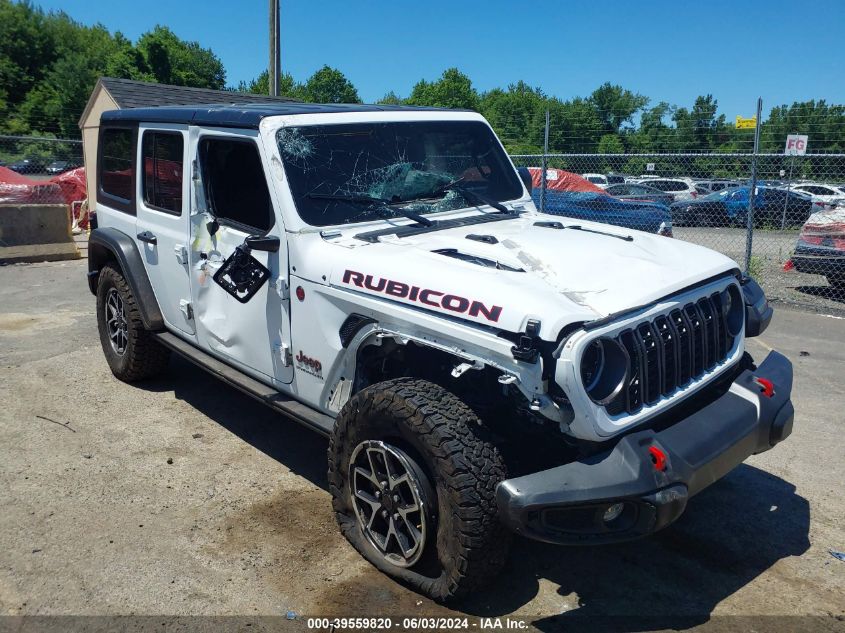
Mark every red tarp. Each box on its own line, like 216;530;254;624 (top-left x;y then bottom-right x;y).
527;167;607;194
0;165;89;229
0;165;88;206
0;166;66;204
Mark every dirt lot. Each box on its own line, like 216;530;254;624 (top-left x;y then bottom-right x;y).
674;226;845;315
1;255;843;630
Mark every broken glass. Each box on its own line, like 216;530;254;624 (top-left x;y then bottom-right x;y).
275;120;522;227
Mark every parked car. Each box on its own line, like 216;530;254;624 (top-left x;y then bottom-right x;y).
580;173;625;188
634;177;698;202
791;183;845;205
528;168;672;235
537;190;673;235
695;179;738;194
45;159;77;174
788;208;845;289
604;182;675;207
87;103;792;601
8;158;44;174
671;186;814;227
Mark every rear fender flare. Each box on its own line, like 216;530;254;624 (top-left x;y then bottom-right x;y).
87;227;165;331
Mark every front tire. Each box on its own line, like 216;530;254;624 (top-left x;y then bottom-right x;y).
96;263;170;382
328;378;510;602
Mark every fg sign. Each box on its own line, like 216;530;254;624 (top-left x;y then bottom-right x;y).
785;134;808;155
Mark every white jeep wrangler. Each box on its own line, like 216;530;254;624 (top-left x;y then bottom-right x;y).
87;103;794;601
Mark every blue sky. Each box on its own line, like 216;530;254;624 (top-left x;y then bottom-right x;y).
36;0;845;119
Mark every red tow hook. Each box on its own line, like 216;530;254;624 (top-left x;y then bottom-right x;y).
648;446;668;472
755;377;775;398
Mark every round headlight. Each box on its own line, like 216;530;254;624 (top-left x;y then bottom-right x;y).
580;337;628;405
720;285;744;337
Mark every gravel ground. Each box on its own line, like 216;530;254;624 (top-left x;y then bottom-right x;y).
0;256;843;631
674;226;845;315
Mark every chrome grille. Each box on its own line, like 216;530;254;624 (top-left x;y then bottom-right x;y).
606;291;736;415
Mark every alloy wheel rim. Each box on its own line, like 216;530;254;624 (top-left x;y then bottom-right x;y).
349;440;430;568
105;288;128;355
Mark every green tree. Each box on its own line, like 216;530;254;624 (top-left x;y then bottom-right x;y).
300;65;359;103
589;82;648;135
479;81;546;152
238;70;302;99
407;68;479;110
377;90;404;105
597;134;624;154
136;26;225;88
761;100;845;153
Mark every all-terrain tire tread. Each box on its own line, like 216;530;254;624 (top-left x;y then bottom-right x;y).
328;378;511;602
97;264;170;382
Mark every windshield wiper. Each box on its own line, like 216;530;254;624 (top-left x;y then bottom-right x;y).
306;192;434;227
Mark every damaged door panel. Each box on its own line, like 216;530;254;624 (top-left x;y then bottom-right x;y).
188;128;293;384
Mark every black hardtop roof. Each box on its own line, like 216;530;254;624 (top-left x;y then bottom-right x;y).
100;102;467;129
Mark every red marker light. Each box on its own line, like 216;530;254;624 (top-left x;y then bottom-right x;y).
755;377;775;398
295;286;305;302
649;446;667;472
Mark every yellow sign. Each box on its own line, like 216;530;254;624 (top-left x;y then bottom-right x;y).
736;116;757;129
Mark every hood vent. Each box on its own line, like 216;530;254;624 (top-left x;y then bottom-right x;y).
432;248;524;272
466;233;499;244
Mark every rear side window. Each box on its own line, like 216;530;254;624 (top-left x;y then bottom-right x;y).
142;131;184;214
100;128;135;201
200;138;274;232
652;180;687;192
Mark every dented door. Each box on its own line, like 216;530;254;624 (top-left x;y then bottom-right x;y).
187;126;293;384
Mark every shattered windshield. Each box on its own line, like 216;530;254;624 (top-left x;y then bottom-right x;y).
276;120;523;227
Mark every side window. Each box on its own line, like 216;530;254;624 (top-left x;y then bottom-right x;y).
200;138;274;232
142;131;184;214
100;127;135;204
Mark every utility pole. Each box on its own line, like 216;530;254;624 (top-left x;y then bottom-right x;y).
268;0;280;96
744;97;763;275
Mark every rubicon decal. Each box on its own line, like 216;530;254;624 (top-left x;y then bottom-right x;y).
342;270;502;323
295;351;323;380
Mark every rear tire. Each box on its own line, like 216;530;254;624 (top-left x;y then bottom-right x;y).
328;378;511;602
96;263;170;382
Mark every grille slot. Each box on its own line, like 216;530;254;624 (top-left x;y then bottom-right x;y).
602;291;736;415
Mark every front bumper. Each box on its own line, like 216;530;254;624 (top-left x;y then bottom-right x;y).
496;351;794;545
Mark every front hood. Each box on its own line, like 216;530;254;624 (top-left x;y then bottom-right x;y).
291;212;739;339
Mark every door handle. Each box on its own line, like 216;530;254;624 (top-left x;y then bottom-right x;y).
137;231;157;245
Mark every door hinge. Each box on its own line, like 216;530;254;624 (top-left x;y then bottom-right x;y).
275;277;290;300
174;245;188;265
275;342;293;367
179;299;194;320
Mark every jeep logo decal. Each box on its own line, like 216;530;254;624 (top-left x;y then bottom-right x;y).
295;351;323;379
341;270;502;323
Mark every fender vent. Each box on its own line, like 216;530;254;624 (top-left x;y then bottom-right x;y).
432;248;524;272
339;314;377;348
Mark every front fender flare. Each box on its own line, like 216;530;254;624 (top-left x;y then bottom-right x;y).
88;227;165;331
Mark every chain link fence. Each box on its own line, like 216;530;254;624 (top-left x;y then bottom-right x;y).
0;135;89;231
510;151;845;313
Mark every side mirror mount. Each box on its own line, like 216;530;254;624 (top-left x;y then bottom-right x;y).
245;234;280;253
516;166;533;193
